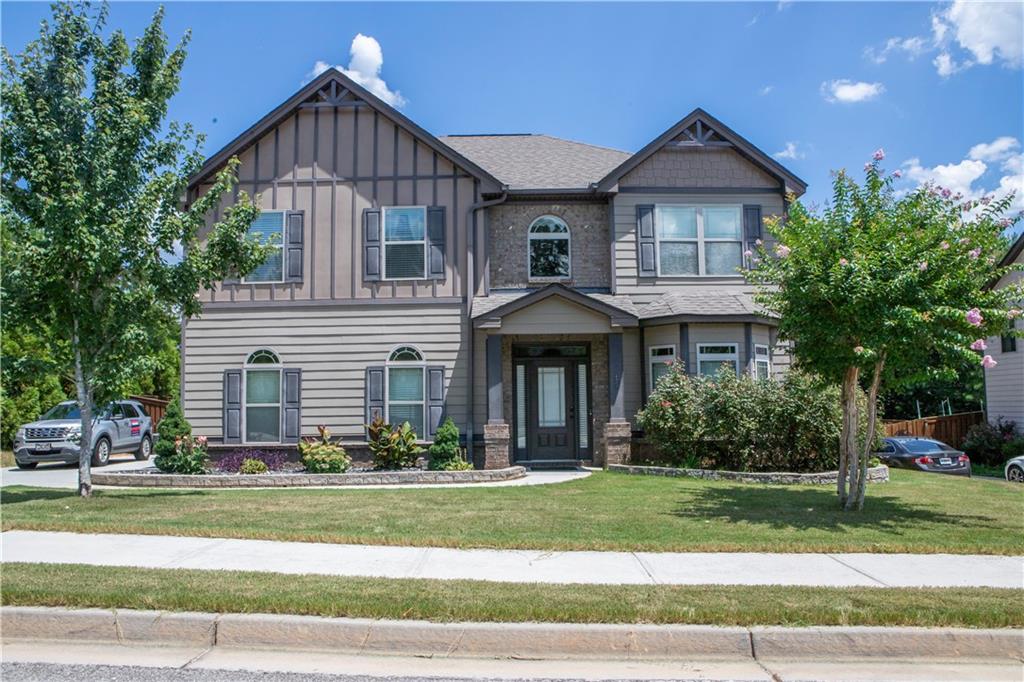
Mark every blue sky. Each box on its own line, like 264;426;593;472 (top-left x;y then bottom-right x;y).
3;1;1022;223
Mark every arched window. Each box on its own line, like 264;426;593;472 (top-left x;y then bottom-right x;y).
243;349;281;442
386;345;426;435
528;215;571;279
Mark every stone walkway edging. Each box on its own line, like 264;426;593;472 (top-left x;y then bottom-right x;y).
609;463;890;485
3;607;1021;662
91;466;527;488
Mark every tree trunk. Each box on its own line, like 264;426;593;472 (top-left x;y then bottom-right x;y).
851;354;886;511
73;326;93;498
838;366;859;507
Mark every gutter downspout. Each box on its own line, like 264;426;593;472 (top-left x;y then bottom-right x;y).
465;190;508;466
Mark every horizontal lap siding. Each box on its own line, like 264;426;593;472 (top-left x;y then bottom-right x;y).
184;303;468;441
613;192;784;303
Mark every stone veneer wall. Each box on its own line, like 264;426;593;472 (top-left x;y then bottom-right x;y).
500;333;614;465
620;147;778;189
487;202;610;289
608;464;890;485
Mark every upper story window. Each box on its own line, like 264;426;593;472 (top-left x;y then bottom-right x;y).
244;212;286;283
384;207;427;279
655;205;742;276
528;216;571;280
386;345;426;436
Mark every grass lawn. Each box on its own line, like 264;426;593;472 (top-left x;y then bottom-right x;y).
3;563;1020;628
3;469;1022;554
1;450;14;468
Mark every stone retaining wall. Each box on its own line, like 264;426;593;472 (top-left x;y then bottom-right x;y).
608;464;889;485
93;466;527;488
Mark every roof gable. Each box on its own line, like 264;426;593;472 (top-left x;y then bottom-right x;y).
596;108;807;196
188;68;502;191
472;284;638;327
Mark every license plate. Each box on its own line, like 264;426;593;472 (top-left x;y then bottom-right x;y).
939;457;952;466
34;442;53;451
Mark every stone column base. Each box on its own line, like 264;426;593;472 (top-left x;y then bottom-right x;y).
603;421;632;467
482;422;511;470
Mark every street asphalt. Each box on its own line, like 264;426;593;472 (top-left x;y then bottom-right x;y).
0;457;153;488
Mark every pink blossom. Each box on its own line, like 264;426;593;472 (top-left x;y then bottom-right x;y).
660;401;673;408
775;244;791;258
1000;217;1013;228
873;148;885;161
854;346;865;354
970;339;987;351
864;162;872;173
940;241;950;250
1009;309;1023;319
743;249;753;258
664;359;674;366
891;169;902;179
981;355;998;369
981;195;992;205
755;238;763;246
839;258;849;266
969;247;982;259
941;188;952;199
195;435;208;446
918;261;928;271
966;308;984;326
959;237;970;245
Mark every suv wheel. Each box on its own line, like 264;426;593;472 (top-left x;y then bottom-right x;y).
91;437;111;467
135;434;152;461
1007;465;1024;483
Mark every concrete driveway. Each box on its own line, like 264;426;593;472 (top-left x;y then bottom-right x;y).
1;456;154;489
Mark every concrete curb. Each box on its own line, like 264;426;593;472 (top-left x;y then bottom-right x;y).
91;466;527;488
3;607;1021;661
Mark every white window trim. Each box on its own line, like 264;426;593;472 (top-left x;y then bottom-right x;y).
527;215;572;281
384;344;427;436
242;211;286;284
242;348;283;444
654;204;743;277
382;206;428;281
754;343;771;379
696;343;740;377
648;344;677;390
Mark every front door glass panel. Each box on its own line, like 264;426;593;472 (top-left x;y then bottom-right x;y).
537;366;566;427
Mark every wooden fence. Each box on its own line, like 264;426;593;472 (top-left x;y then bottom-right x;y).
131;395;170;431
882;411;984;448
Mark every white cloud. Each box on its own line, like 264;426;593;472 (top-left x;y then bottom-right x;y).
773;142;804;160
968;136;1020;162
759;85;775;96
777;0;793;11
937;1;1023;68
820;79;885;104
303;34;407;108
864;36;927;64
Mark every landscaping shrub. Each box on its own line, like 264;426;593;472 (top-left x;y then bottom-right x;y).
239;458;269;475
154;434;208;474
368;416;424;470
962;418;1023;466
215;448;289;473
298;425;351;474
154;396;190;461
428;417;473;471
635;366;875;473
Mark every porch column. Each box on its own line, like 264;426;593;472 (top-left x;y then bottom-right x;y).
483;333;510;469
605;332;631;467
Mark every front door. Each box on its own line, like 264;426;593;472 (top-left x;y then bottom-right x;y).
512;344;592;464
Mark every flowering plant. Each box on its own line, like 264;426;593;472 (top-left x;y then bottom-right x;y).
153;434;208;475
747;152;1022;509
298;425;351;474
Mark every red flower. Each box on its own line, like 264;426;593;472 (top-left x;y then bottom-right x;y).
660;401;673;408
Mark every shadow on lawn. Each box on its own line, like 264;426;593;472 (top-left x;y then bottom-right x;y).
671;483;993;534
0;487;205;505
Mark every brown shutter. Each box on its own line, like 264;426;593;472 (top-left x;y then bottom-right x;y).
426;206;446;279
636;205;657;276
363;208;382;281
284;211;304;282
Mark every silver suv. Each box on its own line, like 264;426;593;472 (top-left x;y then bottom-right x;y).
12;400;154;469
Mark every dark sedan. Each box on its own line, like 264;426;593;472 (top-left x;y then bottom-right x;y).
876;437;971;477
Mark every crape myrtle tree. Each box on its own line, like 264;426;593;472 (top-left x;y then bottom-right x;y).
1;3;269;496
747;150;1022;510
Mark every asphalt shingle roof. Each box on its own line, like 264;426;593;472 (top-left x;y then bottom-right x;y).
471;291;640;319
639;290;776;320
440;134;631;191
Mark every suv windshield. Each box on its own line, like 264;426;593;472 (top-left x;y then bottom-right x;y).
902;439;954;453
41;403;81;420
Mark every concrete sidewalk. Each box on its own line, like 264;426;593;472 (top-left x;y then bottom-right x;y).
4;530;1022;587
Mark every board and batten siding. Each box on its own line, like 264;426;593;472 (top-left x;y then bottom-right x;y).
184;303;468;441
191;105;479;304
612;191;784;304
985;267;1024;425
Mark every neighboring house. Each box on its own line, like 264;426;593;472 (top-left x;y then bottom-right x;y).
984;232;1024;426
182;68;806;468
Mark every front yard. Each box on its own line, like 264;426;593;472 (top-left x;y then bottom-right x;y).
3;469;1022;554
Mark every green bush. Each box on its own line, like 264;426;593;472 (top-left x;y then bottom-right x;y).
154;434;208;474
368;416;424;470
239;458;269;474
962;419;1023;466
427;417;472;470
298;425;351;474
154;396;190;461
635;366;875;473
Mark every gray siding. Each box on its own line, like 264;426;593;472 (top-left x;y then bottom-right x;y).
184;303;468;441
986;267;1024;425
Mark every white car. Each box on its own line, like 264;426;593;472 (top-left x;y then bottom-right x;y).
1005;456;1024;483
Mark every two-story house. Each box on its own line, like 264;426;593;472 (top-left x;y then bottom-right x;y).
182;68;806;468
